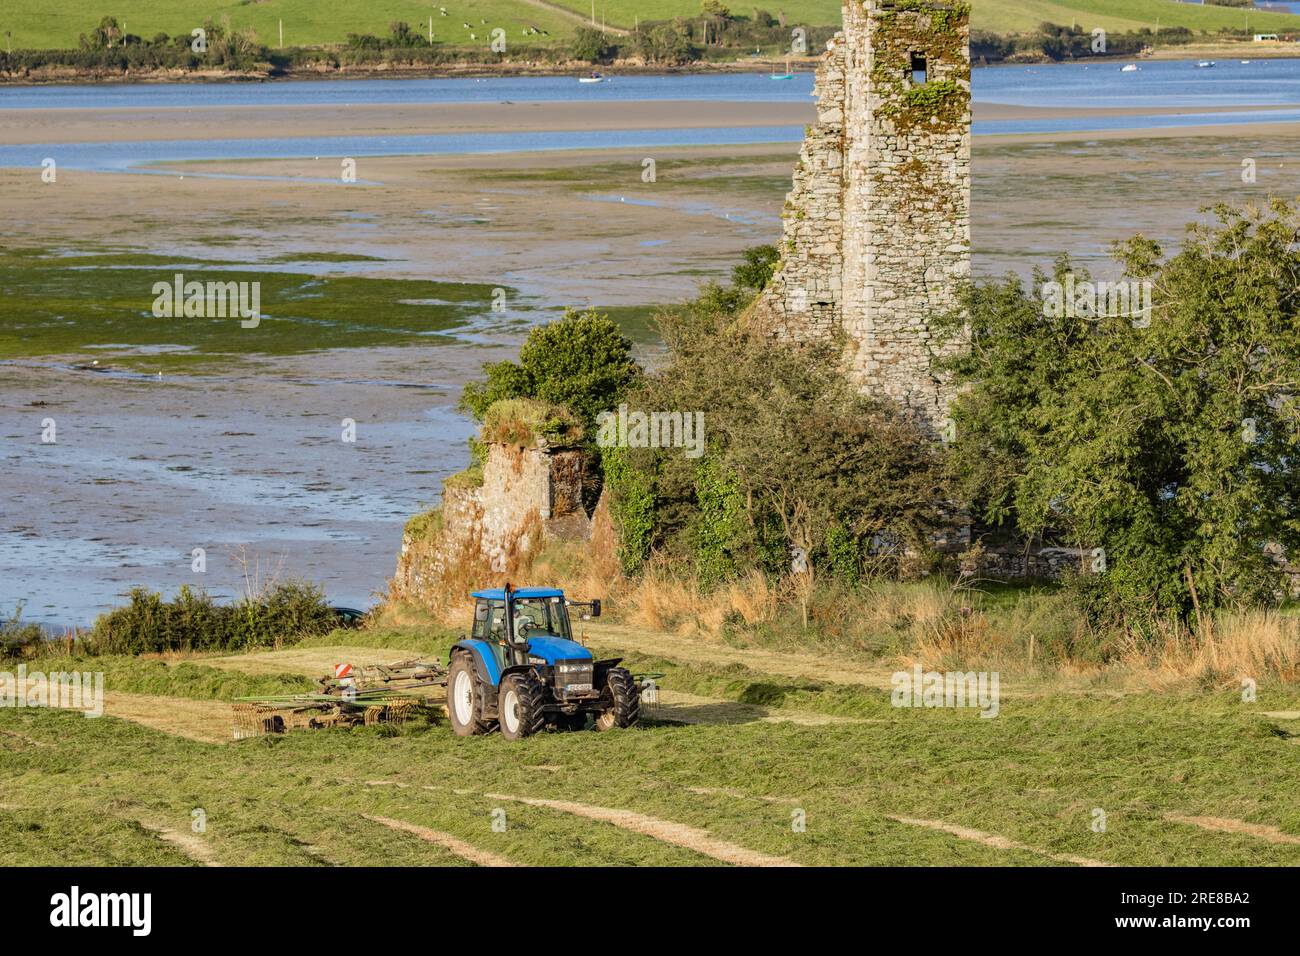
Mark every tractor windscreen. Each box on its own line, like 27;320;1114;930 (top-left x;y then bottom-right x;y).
511;596;572;640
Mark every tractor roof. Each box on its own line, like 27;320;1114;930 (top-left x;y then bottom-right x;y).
471;587;565;601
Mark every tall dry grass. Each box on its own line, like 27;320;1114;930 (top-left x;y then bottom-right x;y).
1118;609;1300;691
617;561;780;635
388;517;1300;689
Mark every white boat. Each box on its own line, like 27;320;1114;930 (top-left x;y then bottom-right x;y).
579;74;604;83
1196;61;1215;68
1120;64;1138;72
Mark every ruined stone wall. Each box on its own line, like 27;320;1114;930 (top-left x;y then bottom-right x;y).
758;32;847;342
755;0;971;434
393;441;589;600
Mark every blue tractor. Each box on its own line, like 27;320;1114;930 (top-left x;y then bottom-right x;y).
446;584;641;740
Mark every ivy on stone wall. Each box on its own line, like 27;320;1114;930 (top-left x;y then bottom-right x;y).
869;1;970;135
601;444;656;575
691;457;748;587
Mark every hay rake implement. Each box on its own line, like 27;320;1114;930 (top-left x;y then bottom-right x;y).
232;658;447;739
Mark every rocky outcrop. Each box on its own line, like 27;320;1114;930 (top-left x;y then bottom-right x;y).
393;440;591;603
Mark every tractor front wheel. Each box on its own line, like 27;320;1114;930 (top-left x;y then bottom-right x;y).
595;667;640;731
499;671;546;741
447;655;487;737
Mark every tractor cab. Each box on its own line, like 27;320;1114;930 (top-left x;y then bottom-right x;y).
470;587;582;673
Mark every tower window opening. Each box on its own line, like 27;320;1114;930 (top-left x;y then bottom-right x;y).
910;53;927;85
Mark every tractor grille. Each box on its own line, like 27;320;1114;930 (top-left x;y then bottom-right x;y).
554;660;595;696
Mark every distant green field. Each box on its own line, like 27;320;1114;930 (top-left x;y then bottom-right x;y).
0;0;580;50
972;0;1300;34
2;0;1299;50
548;0;846;30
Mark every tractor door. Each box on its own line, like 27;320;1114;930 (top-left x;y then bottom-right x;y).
474;599;510;675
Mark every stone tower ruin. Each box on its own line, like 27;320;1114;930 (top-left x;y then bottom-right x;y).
754;0;971;434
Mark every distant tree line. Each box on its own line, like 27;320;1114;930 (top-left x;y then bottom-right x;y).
0;11;839;76
972;22;1264;64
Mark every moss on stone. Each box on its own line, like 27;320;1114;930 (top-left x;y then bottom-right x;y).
404;507;443;542
481;397;584;448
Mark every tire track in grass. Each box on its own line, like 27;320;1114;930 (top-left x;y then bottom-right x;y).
1166;813;1300;845
363;814;516;867
486;792;800;867
683;785;801;805
138;820;222;867
0;729;48;748
887;816;1110;867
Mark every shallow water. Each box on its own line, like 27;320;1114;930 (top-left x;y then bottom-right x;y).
5;65;1299;627
0;72;819;109
1;350;484;626
0;125;805;174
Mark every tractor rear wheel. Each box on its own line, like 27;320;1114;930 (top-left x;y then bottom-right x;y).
447;654;487;737
595;667;640;731
499;671;546;741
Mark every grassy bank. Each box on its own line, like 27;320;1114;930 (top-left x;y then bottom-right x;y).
975;0;1300;35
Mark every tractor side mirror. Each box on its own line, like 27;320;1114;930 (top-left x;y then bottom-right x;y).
573;598;602;621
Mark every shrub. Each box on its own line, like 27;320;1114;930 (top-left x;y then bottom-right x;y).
0;604;45;660
88;583;335;655
605;259;949;587
571;26;615;63
460;308;640;437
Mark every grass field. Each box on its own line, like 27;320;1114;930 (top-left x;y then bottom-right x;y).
545;0;846;30
972;0;1300;35
0;0;581;50
4;620;1300;866
3;0;1298;50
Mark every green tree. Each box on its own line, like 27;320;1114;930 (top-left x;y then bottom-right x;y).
636;21;696;64
460;308;640;434
571;26;614;63
609;282;948;588
731;243;779;292
942;202;1300;621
